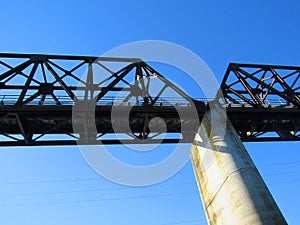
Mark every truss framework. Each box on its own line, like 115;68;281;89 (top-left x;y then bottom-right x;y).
0;54;299;146
220;63;300;141
0;53;202;146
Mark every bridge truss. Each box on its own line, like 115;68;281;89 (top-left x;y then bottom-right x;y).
221;63;300;141
0;53;299;146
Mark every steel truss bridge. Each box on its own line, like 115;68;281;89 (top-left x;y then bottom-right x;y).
0;53;299;146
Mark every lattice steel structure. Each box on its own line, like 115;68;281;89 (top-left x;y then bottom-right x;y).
0;53;299;146
0;53;203;146
220;63;300;141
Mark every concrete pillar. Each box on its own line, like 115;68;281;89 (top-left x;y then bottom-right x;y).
190;106;287;225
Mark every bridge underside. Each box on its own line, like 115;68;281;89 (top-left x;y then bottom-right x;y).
0;105;202;146
0;104;298;146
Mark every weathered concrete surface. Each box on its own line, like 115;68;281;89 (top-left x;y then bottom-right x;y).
191;106;287;225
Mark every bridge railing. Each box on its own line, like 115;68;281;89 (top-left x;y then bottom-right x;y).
0;94;294;108
0;95;209;107
223;99;296;108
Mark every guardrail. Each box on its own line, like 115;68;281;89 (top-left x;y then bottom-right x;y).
0;95;295;107
0;95;207;106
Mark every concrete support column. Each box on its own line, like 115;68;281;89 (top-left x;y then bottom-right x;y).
190;106;287;225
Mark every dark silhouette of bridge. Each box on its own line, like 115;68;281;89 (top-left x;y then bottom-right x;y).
0;53;299;146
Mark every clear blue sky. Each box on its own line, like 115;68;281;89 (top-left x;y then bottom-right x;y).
0;1;299;224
